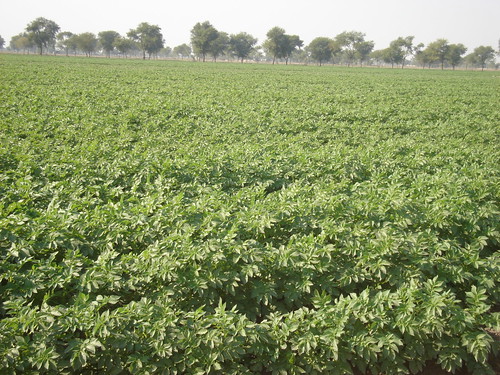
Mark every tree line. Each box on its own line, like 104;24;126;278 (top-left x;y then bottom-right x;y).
2;17;498;70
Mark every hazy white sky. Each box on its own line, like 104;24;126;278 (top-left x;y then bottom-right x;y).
1;0;499;51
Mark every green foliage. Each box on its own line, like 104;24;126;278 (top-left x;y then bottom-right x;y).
191;21;219;62
446;43;467;69
9;33;35;53
74;32;98;57
56;31;74;56
471;46;496;71
388;36;415;68
424;39;450;69
127;22;164;60
209;32;229;62
335;31;366;66
355;40;375;66
1;55;499;374
98;31;120;57
113;37;137;57
25;17;60;55
229;32;258;62
173;43;192;59
263;27;303;64
307;37;334;66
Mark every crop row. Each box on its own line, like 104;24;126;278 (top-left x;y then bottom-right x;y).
0;55;499;374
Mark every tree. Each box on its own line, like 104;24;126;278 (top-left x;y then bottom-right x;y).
173;43;192;59
472;46;495;71
229;32;257;62
75;33;98;57
413;42;425;66
263;27;302;64
191;21;218;62
355;40;375;66
389;36;415;68
209;31;229;62
159;46;172;58
113;37;136;58
370;49;385;67
128;23;164;60
335;31;365;66
446;44;467;70
307;37;334;66
10;33;35;53
414;45;434;68
26;17;60;55
379;45;403;68
66;35;80;56
463;53;477;70
0;35;4;49
249;47;264;62
293;49;309;64
425;39;449;69
56;32;74;56
99;31;120;58
283;34;303;64
263;26;286;64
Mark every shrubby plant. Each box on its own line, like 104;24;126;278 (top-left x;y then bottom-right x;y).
0;56;499;374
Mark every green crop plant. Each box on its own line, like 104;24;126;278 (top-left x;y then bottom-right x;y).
0;55;499;374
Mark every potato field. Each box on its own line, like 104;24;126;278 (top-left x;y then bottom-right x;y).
0;55;499;374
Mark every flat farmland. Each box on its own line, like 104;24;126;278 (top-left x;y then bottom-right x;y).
0;55;499;374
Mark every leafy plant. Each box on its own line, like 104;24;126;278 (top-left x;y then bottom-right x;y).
0;55;499;374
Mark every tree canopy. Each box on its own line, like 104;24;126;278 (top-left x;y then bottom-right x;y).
389;36;415;68
98;31;120;58
446;44;467;70
56;32;74;56
127;23;164;60
173;43;192;59
425;39;449;69
263;27;303;64
472;45;496;71
7;17;498;70
113;37;136;57
190;21;219;62
10;33;35;53
355;40;375;66
307;37;334;66
229;33;258;62
209;31;229;62
335;31;365;66
75;33;98;57
25;17;60;55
